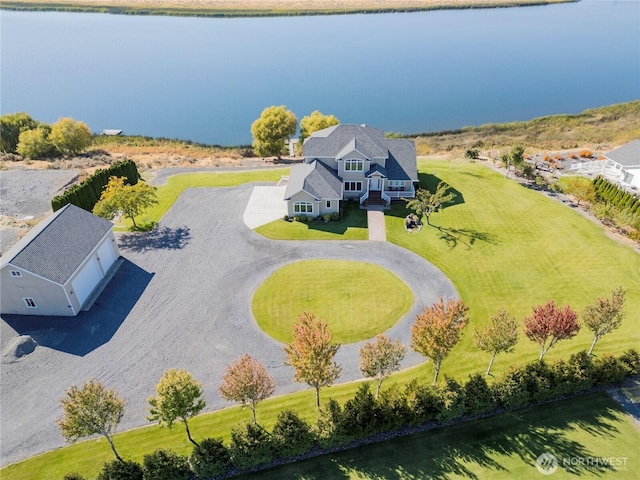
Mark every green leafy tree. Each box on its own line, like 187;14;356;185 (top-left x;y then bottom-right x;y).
250;105;297;158
219;354;276;424
359;334;406;398
96;459;143;480
188;438;231;479
16;125;55;158
56;378;125;462
49;117;92;156
93;176;158;229
300;110;339;140
563;177;596;206
474;309;519;375
405;182;456;225
582;287;626;355
1;112;38;153
411;298;469;384
147;369;206;446
284;312;341;409
501;144;525;178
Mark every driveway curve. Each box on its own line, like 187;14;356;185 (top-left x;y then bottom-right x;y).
0;183;457;466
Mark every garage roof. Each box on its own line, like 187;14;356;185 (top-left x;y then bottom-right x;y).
2;204;114;285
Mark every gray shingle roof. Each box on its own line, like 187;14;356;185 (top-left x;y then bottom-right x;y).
4;204;114;285
606;140;640;167
285;160;343;200
303;124;417;182
304;124;388;160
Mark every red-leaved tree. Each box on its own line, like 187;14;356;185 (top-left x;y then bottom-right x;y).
523;300;580;361
411;298;469;384
219;354;276;424
284;312;341;409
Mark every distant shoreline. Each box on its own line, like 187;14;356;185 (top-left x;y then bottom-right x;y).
0;0;576;19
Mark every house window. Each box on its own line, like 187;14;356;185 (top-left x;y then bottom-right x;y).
9;270;22;277
344;181;363;192
344;159;364;171
387;180;406;191
326;200;331;208
294;202;313;214
23;298;37;308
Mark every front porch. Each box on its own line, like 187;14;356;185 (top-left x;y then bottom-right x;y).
360;184;415;207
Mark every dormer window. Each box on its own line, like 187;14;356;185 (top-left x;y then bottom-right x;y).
344;159;364;171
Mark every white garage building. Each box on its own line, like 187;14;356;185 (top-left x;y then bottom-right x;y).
0;204;120;316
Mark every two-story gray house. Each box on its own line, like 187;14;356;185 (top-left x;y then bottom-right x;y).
284;124;418;218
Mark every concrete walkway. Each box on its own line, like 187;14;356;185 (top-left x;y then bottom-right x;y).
367;208;387;241
0;184;457;465
242;185;288;229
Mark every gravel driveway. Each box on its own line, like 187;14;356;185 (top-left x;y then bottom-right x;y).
0;183;457;466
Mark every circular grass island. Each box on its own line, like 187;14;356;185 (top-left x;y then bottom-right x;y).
252;259;414;344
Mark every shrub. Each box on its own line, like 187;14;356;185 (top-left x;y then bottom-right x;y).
465;148;479;160
229;422;274;470
331;212;339;221
271;410;315;458
307;216;314;222
593;354;627;386
293;216;300;222
405;380;439;424
492;367;530;409
299;214;307;222
283;214;289;221
142;450;191;480
435;377;465;423
618;349;640;376
97;459;143;480
579;149;592;158
378;386;412;430
63;474;87;480
462;374;496;416
341;383;382;438
314;398;349;448
188;437;231;479
323;214;331;222
521;361;555;403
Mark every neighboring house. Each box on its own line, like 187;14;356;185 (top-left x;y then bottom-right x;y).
284;124;418;217
0;204;120;316
603;140;640;190
569;139;640;190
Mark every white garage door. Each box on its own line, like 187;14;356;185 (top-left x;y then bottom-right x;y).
72;257;103;306
97;240;116;272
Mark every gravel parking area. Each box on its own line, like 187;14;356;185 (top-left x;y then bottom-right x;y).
0;170;78;253
0;183;457;466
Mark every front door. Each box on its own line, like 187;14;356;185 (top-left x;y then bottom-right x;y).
370;177;381;191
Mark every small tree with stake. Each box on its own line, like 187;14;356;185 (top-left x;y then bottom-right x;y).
359;334;406;398
411;298;469;384
284;312;341;409
474;309;519;375
57;378;125;462
582;287;626;355
148;369;206;446
219;354;276;424
93;176;157;230
524;300;580;361
405;181;456;226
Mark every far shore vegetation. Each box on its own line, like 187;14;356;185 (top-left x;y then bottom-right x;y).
0;0;576;19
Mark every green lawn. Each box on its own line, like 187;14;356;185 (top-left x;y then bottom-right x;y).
255;200;368;240
115;168;289;230
252;260;413;344
385;158;640;382
238;392;640;480
4;159;639;479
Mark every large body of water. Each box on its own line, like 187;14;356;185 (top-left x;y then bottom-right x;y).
1;0;638;146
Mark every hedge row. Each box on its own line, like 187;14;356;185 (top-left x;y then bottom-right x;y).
51;159;140;212
67;349;639;480
593;175;640;214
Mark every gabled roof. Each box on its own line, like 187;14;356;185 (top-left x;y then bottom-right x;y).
304;124;388;160
366;164;388;178
606;140;640;167
285;160;343;201
1;204;114;285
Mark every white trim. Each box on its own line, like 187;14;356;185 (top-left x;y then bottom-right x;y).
293;201;314;214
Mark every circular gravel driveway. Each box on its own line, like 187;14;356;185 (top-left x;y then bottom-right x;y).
0;183;457;466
